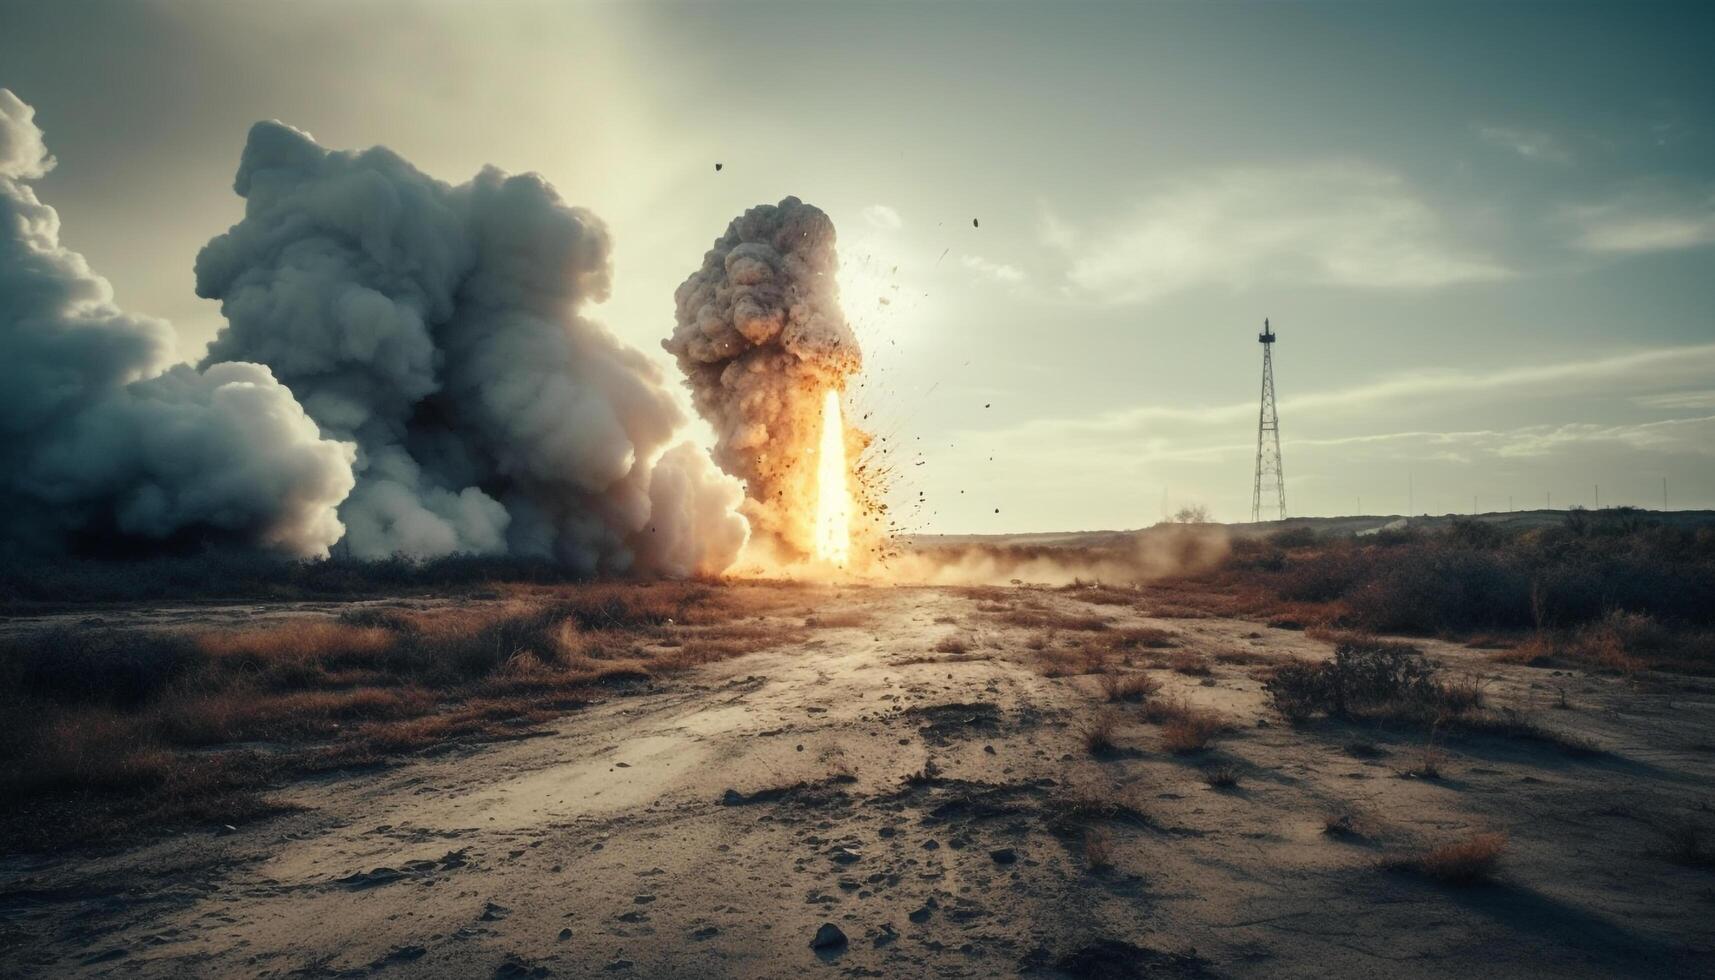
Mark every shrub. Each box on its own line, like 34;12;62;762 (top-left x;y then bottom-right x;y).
1263;641;1443;722
1387;832;1506;885
1098;669;1160;703
1078;711;1121;755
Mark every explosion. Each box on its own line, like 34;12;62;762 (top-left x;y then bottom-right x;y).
665;198;870;567
813;388;852;565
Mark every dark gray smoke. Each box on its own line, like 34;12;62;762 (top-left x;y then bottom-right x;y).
664;198;863;559
0;89;355;558
194;119;747;575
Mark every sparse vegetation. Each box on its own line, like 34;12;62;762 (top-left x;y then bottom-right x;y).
1657;818;1715;870
1098;669;1161;703
1264;640;1458;723
1323;813;1357;837
1143;696;1229;754
0;583;808;853
1385;832;1507;885
1081;826;1115;871
1078;710;1122;755
1202;762;1240;788
1044;782;1150;833
1194;512;1715;673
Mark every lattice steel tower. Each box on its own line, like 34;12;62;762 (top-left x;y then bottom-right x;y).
1251;319;1286;522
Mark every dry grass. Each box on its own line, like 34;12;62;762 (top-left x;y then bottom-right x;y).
1500;613;1715;676
990;605;1113;633
1386;832;1507;885
804;610;873;629
1658;818;1715;869
1044;782;1150;832
1164;651;1213;677
0;582;795;854
1141;696;1229;754
932;636;972;655
1081;827;1115;871
1201;763;1240;788
1077;710;1122;755
1097;669;1161;704
1032;644;1109;678
1323;813;1358;837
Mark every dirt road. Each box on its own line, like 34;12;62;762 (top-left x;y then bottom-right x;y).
4;584;1714;977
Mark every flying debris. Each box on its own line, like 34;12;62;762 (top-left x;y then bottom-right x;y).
972;218;979;228
715;162;723;171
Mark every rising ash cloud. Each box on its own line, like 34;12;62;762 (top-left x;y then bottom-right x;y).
2;90;747;575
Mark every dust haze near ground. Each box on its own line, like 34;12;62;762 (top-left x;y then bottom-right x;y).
4;555;1713;978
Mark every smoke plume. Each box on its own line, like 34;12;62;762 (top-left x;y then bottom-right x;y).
195;120;746;576
0;89;355;558
665;198;865;560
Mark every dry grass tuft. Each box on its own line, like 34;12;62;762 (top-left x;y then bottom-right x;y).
1045;782;1150;832
1081;827;1115;871
1386;832;1507;885
1142;696;1230;754
1077;710;1122;755
1323;813;1358;837
1098;669;1161;704
1658;818;1715;869
1165;651;1213;677
1201;763;1240;788
932;636;971;655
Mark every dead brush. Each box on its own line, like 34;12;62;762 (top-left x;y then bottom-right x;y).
1097;669;1161;704
932;636;971;656
1045;782;1150;834
1081;827;1116;871
1385;832;1507;885
1077;710;1122;755
1201;762;1240;788
1166;651;1212;677
1143;695;1229;754
1657;817;1715;869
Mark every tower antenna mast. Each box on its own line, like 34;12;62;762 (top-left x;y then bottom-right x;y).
1251;319;1286;523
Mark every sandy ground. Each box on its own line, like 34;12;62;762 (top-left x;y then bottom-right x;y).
4;583;1715;978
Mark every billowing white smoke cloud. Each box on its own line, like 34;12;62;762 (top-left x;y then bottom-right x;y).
665;198;863;559
195;120;747;576
0;89;355;558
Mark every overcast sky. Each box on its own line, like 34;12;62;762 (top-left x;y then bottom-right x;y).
4;0;1713;531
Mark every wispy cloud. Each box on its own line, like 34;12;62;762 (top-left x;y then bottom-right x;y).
976;343;1715;444
1635;390;1715;411
1477;124;1573;165
1052;164;1511;304
960;254;1025;284
862;204;903;232
1564;184;1715;254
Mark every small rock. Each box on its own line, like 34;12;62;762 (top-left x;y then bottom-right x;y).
557;928;572;941
692;926;720;941
828;846;862;865
810;923;848;950
921;840;940;851
989;848;1017;865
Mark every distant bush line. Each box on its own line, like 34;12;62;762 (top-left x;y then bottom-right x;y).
1218;509;1715;635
